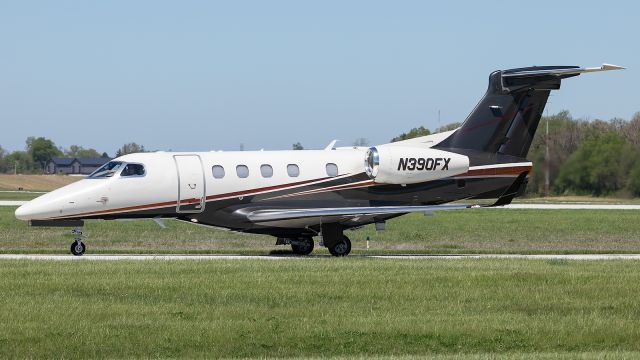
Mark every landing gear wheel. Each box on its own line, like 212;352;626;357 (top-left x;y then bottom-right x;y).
70;241;86;256
328;235;351;257
291;237;314;255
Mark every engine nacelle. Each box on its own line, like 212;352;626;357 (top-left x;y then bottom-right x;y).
364;146;469;184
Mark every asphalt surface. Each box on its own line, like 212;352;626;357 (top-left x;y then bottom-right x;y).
0;201;27;206
2;254;640;261
499;204;640;210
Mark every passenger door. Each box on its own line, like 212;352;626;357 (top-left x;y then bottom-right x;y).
174;155;206;213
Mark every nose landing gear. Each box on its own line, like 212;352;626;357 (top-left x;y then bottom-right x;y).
70;227;86;256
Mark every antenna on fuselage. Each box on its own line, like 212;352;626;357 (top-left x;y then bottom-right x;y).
324;140;339;150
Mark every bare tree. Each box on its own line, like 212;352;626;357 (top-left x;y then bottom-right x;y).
622;112;640;146
353;138;369;147
116;143;146;157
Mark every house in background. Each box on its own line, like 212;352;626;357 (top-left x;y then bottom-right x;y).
46;157;112;175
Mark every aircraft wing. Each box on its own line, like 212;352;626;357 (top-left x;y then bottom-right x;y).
246;204;473;227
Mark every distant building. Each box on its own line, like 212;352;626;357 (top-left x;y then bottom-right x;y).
46;157;112;175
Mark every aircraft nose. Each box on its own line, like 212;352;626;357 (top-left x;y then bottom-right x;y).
14;179;97;221
15;202;35;221
14;196;68;221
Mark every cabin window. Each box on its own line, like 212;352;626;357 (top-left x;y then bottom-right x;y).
121;163;145;177
326;163;338;177
287;164;300;177
260;164;273;178
212;165;225;179
236;165;249;178
88;161;123;178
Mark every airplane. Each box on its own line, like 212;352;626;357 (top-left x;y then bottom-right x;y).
14;63;624;256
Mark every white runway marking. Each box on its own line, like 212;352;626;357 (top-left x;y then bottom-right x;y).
370;254;640;260
2;254;640;261
498;204;640;210
0;201;27;206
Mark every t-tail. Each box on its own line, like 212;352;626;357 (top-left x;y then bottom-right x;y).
435;64;624;159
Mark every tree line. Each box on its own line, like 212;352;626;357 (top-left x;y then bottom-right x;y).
0;139;146;174
527;111;640;197
391;111;640;197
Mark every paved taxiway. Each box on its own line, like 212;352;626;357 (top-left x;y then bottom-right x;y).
2;254;640;261
0;201;27;206
500;204;640;210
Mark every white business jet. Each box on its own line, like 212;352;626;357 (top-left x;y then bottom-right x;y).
15;64;624;256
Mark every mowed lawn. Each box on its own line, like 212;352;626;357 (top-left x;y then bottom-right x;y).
1;259;640;358
0;191;44;201
1;206;640;254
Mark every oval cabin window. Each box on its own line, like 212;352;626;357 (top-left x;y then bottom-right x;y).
260;164;273;178
287;164;300;177
326;163;338;177
236;165;249;178
212;165;225;179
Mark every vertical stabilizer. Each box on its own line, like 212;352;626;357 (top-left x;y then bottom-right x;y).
435;64;624;158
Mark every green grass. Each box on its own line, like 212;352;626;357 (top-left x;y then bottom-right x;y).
352;208;640;253
1;206;640;254
0;191;43;201
1;259;640;358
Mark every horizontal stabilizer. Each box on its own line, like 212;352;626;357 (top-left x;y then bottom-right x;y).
502;63;625;79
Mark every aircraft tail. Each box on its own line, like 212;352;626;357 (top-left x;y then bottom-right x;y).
435;64;624;158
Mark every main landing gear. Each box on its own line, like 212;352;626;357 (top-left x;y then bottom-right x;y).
276;237;315;255
291;237;314;255
321;223;352;257
70;227;86;256
328;234;351;257
275;223;352;257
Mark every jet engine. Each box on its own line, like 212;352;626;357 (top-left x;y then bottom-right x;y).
364;146;469;184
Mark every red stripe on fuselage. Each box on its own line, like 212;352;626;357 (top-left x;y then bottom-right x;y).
458;165;532;177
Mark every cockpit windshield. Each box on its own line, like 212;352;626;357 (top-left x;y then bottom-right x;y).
88;161;124;178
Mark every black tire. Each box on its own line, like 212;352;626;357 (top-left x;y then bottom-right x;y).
70;241;86;256
291;237;314;255
328;235;351;257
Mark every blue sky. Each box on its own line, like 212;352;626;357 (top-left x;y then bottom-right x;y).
0;0;636;154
